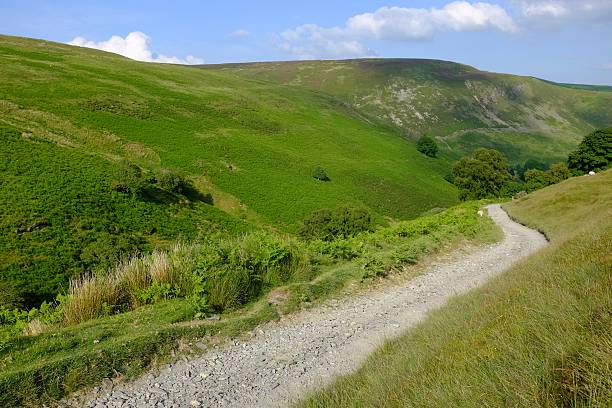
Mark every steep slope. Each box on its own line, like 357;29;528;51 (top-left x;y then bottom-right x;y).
0;35;456;303
210;59;612;164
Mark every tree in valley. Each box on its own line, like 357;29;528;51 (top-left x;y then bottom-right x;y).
452;148;512;200
567;128;612;174
416;135;439;158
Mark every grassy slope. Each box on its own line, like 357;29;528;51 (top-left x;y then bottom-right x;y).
212;59;612;164
0;35;457;303
0;202;498;408
300;171;612;407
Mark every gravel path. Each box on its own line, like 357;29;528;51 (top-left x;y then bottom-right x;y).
64;205;547;408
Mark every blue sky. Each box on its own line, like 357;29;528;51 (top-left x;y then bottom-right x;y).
1;0;611;84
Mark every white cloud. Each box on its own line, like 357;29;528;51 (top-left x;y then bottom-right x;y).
278;24;376;60
511;1;612;21
231;29;251;38
278;1;517;59
347;2;517;40
68;32;204;65
600;62;612;70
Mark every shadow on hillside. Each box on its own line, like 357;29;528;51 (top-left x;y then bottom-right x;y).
140;185;213;206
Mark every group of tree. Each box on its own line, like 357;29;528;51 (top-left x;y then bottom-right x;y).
451;127;611;200
112;164;189;197
567;127;612;174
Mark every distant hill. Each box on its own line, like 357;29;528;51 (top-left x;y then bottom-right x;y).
208;59;612;164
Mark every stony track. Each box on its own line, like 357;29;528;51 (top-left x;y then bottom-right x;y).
63;205;547;408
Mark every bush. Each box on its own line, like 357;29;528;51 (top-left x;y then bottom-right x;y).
157;169;188;193
308;239;364;260
568;128;612;174
300;207;373;241
312;166;331;182
452;148;512;200
0;282;23;309
62;243;199;324
112;163;146;196
416;135;438;158
361;253;387;280
196;232;307;310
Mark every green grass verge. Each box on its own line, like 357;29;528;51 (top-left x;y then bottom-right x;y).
299;171;611;407
0;202;498;407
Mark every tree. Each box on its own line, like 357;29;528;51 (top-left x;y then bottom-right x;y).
568;128;612;174
547;162;571;183
312;166;331;182
524;168;549;192
452;148;512;200
524;162;571;192
157;169;187;193
416;135;438;158
516;158;548;180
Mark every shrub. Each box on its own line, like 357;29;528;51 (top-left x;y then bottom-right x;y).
568;128;612;174
63;243;199;324
312;166;331;182
136;282;180;304
157;169;188;193
308;239;364;260
196;232;307;310
452;148;512;200
547;162;572;183
112;163;146;196
416;135;438;158
361;253;387;280
0;282;23;309
300;207;373;241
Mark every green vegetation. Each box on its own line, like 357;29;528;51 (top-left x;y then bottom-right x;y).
300;171;612;408
216;59;612;165
312;166;331;182
0;35;459;305
568;127;612;174
452;148;512;200
1;34;611;406
524;162;571;192
299;207;373;241
0;201;498;407
0;123;245;307
416;135;438;157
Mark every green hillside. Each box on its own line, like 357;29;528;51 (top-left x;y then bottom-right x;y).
212;59;612;164
0;35;456;304
1;34;610;306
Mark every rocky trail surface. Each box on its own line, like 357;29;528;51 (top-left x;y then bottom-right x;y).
63;205;547;408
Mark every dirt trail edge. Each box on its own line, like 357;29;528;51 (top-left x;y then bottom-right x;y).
64;205;548;408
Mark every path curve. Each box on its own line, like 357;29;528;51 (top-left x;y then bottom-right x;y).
65;205;547;408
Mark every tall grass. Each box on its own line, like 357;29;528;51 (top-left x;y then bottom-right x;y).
61;203;492;325
63;243;199;324
62;235;308;324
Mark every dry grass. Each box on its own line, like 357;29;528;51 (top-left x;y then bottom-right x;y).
63;243;198;324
